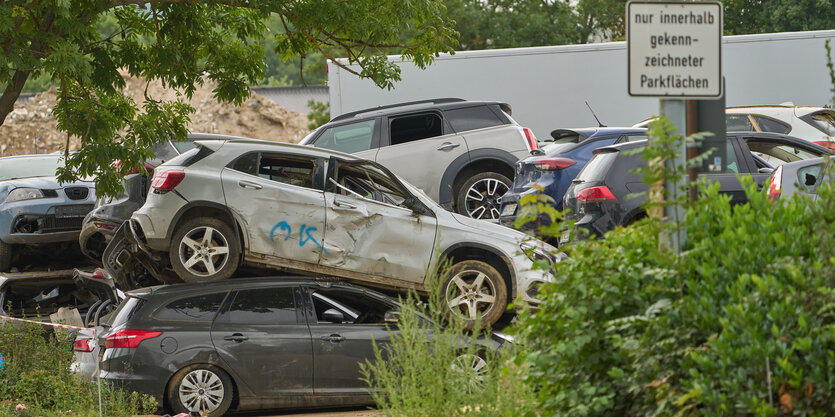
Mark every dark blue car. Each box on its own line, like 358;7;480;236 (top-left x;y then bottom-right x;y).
499;127;647;229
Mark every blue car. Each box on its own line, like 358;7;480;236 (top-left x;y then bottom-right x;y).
499;127;647;229
0;154;97;271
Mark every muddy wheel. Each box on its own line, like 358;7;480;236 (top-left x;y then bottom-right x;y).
455;172;511;220
169;217;240;283
167;364;233;417
442;260;507;329
0;239;13;272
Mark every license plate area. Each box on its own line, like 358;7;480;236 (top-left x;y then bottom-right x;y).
55;204;93;218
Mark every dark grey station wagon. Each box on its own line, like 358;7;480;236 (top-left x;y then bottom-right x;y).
99;277;507;416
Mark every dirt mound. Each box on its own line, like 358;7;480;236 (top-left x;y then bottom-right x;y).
0;74;311;157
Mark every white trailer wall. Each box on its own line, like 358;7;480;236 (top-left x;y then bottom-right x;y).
328;30;835;140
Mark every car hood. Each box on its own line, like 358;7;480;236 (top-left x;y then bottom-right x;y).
0;176;94;200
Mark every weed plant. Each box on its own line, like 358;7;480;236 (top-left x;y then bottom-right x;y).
0;321;156;416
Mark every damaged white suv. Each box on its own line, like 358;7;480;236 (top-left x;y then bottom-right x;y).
103;138;558;327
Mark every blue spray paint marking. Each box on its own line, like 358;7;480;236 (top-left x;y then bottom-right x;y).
270;221;292;242
270;221;329;255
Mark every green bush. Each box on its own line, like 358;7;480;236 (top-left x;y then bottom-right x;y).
513;118;835;416
0;322;156;416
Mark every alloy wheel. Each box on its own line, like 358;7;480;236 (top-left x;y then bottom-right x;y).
464;178;509;219
178;226;230;277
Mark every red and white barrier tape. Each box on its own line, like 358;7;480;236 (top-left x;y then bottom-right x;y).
0;314;95;333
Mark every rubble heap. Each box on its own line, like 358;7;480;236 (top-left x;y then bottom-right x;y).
0;74;311;157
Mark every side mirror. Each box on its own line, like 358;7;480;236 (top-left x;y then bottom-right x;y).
384;310;400;323
322;308;345;323
758;167;774;174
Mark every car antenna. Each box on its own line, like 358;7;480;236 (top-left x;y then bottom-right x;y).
585;101;606;127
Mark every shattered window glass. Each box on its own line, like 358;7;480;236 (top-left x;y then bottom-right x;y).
331;162;410;206
257;155;316;189
311;289;393;324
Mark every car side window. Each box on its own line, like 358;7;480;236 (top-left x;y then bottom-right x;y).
389;112;444;145
621;134;648;142
153;292;227;322
313;120;377;153
726;114;754;131
754;116;791;134
744;140;819;167
258;154;317;189
702;140;741;174
330;161;410;206
218;287;298;324
444;106;503;132
311;289;392;325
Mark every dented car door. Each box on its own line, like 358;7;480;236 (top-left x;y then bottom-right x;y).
320;159;437;284
220;152;327;266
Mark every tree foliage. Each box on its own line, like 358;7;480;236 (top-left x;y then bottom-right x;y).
0;0;457;196
723;0;835;35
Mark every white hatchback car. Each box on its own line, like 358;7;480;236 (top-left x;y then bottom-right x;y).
104;139;558;327
725;104;835;146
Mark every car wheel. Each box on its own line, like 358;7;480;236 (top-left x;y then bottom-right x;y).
451;352;489;393
169;217;240;283
167;364;233;417
0;240;13;272
455;172;511;220
442;260;507;329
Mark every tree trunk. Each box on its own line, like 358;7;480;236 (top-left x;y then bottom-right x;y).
0;70;32;127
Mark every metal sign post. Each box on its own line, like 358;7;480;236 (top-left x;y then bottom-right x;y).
627;1;723;253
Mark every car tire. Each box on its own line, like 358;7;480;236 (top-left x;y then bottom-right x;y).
0;239;13;272
455;172;511;220
169;217;240;283
167;364;234;417
442;260;507;329
451;352;489;393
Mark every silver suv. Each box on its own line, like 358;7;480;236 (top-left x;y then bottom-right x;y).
104;139;558;327
299;98;541;220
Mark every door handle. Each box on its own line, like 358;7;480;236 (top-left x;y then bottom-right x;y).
224;333;249;342
238;180;262;190
333;200;357;209
436;142;461;151
321;334;346;343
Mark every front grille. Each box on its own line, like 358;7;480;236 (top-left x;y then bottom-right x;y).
43;215;85;232
64;187;89;200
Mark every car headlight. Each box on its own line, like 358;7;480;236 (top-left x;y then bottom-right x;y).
520;241;556;264
6;188;47;202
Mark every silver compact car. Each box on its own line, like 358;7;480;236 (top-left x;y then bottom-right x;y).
0;154;96;271
104;139;558;327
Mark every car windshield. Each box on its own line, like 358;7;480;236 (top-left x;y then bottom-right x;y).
0;155;62;180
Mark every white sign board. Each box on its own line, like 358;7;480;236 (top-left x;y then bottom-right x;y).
628;1;722;97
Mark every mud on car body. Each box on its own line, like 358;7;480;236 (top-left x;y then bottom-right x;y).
103;139;560;328
0;154;96;272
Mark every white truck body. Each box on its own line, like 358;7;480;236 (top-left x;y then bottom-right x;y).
328;30;835;140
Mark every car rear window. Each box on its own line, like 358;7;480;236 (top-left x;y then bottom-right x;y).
797;164;824;192
807;111;835;136
444;106;504;132
164;145;214;167
108;296;145;328
153;292;227;322
577;151;619;183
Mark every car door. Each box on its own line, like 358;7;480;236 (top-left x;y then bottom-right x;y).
373;111;467;201
320;158;438;285
303;286;396;398
697;137;752;205
210;286;314;403
220;152;327;266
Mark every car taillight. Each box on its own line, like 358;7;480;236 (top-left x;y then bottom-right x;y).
521;127;540;152
113;160;156;175
92;268;105;278
94;222;113;230
813;140;835;150
151;170;185;192
533;158;576;171
73;338;93;352
768;165;783;203
577;186;617;202
104;329;162;349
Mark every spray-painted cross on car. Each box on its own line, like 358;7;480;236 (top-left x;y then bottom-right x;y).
102;138;560;328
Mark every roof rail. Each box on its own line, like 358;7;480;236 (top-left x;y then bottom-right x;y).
330;98;467;122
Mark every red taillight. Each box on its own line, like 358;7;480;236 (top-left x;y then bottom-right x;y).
813;141;835;150
94;222;113;230
113;160;155;175
533;157;576;171
73;338;93;352
105;329;162;349
521;127;540;152
92;268;105;278
577;186;617;202
768;165;783;203
151;170;185;192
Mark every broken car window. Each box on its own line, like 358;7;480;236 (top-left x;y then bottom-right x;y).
331;162;410;206
311;289;392;325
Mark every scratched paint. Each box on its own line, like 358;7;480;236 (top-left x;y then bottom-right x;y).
270;221;329;255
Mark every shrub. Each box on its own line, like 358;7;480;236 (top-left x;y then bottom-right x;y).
0;321;156;416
